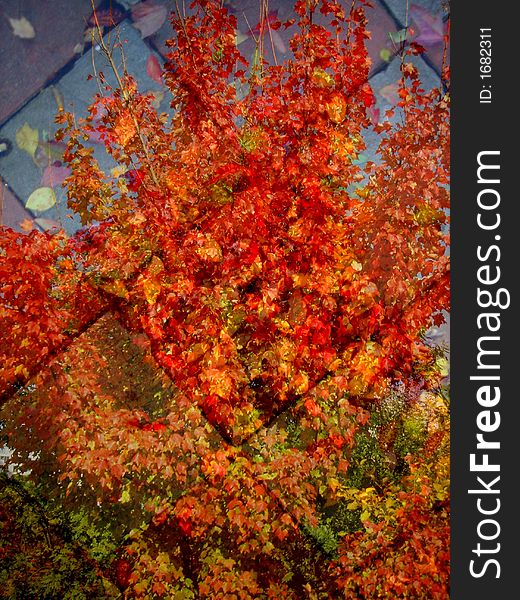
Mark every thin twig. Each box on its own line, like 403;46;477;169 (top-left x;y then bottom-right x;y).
243;12;258;45
174;0;197;69
89;0;161;188
263;0;278;66
89;27;107;98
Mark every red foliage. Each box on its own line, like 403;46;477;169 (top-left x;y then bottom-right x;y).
0;1;450;596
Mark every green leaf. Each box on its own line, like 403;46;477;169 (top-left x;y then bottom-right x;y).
389;28;408;44
259;471;277;480
352;153;368;166
16;122;39;157
25;187;56;212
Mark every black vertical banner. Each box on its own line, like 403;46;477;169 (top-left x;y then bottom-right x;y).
451;1;517;598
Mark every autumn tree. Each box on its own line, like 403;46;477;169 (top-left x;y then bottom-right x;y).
1;0;450;597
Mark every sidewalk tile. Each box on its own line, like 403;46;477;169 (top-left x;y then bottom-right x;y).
0;0;103;126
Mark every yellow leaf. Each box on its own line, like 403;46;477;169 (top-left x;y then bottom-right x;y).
435;356;450;378
99;279;129;300
356;186;371;199
259;471;278;480
14;364;29;378
142;278;161;305
292;371;309;394
312;67;334;88
115;114;136;145
380;48;391;62
9;16;35;39
111;165;127;178
327;477;340;493
16;123;39;157
25;187;56;212
326;93;347;123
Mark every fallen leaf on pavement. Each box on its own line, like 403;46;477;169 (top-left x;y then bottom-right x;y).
146;55;164;84
33;141;67;169
131;1;168;38
15;123;39;157
9;16;35;39
0;138;12;157
41;164;71;188
20;219;37;232
34;218;61;231
378;82;400;105
410;4;445;46
50;86;64;112
25;187;56;212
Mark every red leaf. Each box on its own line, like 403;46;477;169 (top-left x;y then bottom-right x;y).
252;10;279;35
360;83;375;107
409;42;426;55
113;557;132;590
367;105;380;125
142;422;167;432
124;169;145;192
146;54;163;85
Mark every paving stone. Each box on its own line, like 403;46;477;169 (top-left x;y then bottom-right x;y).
0;20;169;236
0;182;34;232
0;0;103;126
381;0;443;28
